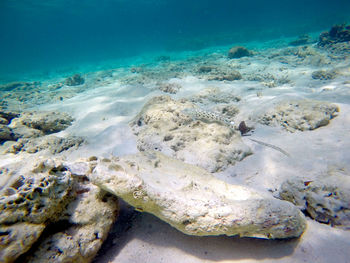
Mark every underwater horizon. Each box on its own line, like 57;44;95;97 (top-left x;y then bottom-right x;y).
1;0;350;82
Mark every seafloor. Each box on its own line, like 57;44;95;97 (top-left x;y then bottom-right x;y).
1;30;350;263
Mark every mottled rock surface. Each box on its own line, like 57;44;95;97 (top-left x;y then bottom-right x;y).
0;158;119;263
311;69;337;80
10;111;74;135
279;168;350;229
90;151;306;239
0;111;82;155
259;100;339;132
131;96;251;172
0;159;73;262
65;73;85;86
228;46;252;59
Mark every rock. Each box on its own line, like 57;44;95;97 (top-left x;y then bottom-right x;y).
25;185;118;263
197;65;214;73
311;70;337;80
0;160;73;225
208;70;242;81
157;82;181;94
65;73;85;86
0;82;40;92
190;87;241;105
130;96;251;172
0;111;19;123
318;24;350;47
0;223;46;263
289;34;311;46
1;111;78;154
11;111;74;134
9;124;44;140
258;100;339;132
228;46;252;59
20;135;85;154
90;151;306;239
0;117;8;125
0;159;73;262
0;158;119;263
279;168;350;229
0;124;15;142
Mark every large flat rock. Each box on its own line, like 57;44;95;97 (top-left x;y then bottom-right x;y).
90;151;306;239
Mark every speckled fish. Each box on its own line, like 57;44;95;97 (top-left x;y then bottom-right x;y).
182;108;235;129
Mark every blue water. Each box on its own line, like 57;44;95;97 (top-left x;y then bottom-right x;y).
1;0;349;82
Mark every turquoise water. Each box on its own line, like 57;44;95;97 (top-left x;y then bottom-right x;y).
0;0;350;82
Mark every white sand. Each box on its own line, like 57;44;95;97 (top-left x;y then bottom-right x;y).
1;42;350;263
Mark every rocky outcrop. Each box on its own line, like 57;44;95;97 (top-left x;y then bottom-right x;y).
3;135;85;154
130;96;251;172
228;46;252;59
258;100;339;132
90;151;306;239
289;34;311;46
10;111;73;135
318;24;350;47
65;73;85;86
0;111;82;155
157;82;181;94
0;158;119;263
279;168;350;229
311;70;337;80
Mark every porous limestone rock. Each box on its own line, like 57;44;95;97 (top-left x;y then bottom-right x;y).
130;96;251;172
279;168;350;229
258;100;339;132
25;183;119;263
0;159;73;262
90;151;306;239
10;111;74;135
0;223;46;263
0;158;119;263
0;159;73;225
16;135;85;154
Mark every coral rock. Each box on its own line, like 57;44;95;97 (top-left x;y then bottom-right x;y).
131;96;251;172
90;151;306;239
259;100;339;132
228;46;252;59
65;73;85;86
311;70;337;80
279;169;350;229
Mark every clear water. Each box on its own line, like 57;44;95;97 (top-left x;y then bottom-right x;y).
1;0;349;82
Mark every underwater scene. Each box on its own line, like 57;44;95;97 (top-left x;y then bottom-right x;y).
1;0;350;262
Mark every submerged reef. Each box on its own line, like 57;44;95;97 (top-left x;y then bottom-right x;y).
318;24;350;47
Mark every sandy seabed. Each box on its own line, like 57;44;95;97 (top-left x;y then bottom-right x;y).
1;37;350;263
